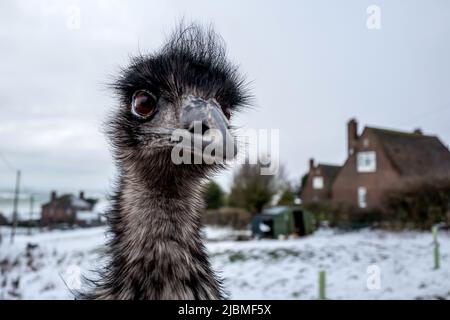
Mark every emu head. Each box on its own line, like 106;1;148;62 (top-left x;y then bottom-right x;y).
108;24;248;176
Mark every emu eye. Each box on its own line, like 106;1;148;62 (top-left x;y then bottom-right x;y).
131;90;157;119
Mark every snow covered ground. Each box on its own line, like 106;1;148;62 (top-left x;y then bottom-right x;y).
1;226;449;300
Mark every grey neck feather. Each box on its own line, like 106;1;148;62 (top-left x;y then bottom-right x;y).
87;161;223;300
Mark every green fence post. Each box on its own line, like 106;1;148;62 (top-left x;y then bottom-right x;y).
432;225;440;270
319;271;326;300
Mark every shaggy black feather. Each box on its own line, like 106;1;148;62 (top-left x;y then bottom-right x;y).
78;23;248;300
113;23;248;112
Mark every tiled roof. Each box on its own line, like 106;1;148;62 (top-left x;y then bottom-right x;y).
369;127;450;177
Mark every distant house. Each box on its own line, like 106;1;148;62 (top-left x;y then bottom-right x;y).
304;118;450;211
301;159;340;205
41;191;100;227
332;119;450;210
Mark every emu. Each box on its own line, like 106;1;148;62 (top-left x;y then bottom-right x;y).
83;24;248;299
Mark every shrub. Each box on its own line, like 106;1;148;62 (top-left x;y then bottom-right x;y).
204;181;224;209
203;207;251;229
303;202;333;227
384;177;450;230
304;201;383;229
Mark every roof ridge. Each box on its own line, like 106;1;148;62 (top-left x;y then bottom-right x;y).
366;126;436;138
317;163;341;168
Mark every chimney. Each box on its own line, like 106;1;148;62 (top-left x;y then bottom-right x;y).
51;191;57;201
347;118;358;155
309;158;315;171
79;191;85;200
413;128;423;135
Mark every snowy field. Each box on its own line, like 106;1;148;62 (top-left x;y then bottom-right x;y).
0;226;449;300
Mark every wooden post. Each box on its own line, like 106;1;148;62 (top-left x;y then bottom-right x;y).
319;270;326;300
432;225;440;269
28;195;34;236
10;170;21;244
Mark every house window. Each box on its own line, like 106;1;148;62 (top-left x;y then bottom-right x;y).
358;187;367;208
312;176;324;189
357;151;376;172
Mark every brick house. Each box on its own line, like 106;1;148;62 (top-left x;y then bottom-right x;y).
41;191;99;226
332;119;450;210
302;118;450;211
301;159;340;205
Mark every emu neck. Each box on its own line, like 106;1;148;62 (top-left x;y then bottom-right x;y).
98;164;222;300
120;169;202;241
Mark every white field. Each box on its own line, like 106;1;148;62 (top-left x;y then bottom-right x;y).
0;226;449;300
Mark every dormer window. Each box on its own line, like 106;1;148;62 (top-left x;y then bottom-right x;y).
357;151;376;172
313;176;324;189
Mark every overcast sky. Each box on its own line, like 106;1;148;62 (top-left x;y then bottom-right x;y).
1;0;450;195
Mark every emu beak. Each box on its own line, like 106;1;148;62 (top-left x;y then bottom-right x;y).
178;95;237;162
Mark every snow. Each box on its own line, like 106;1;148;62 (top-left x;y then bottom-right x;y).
1;226;449;300
69;196;92;210
92;200;109;214
76;211;100;223
202;226;250;241
263;206;289;215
